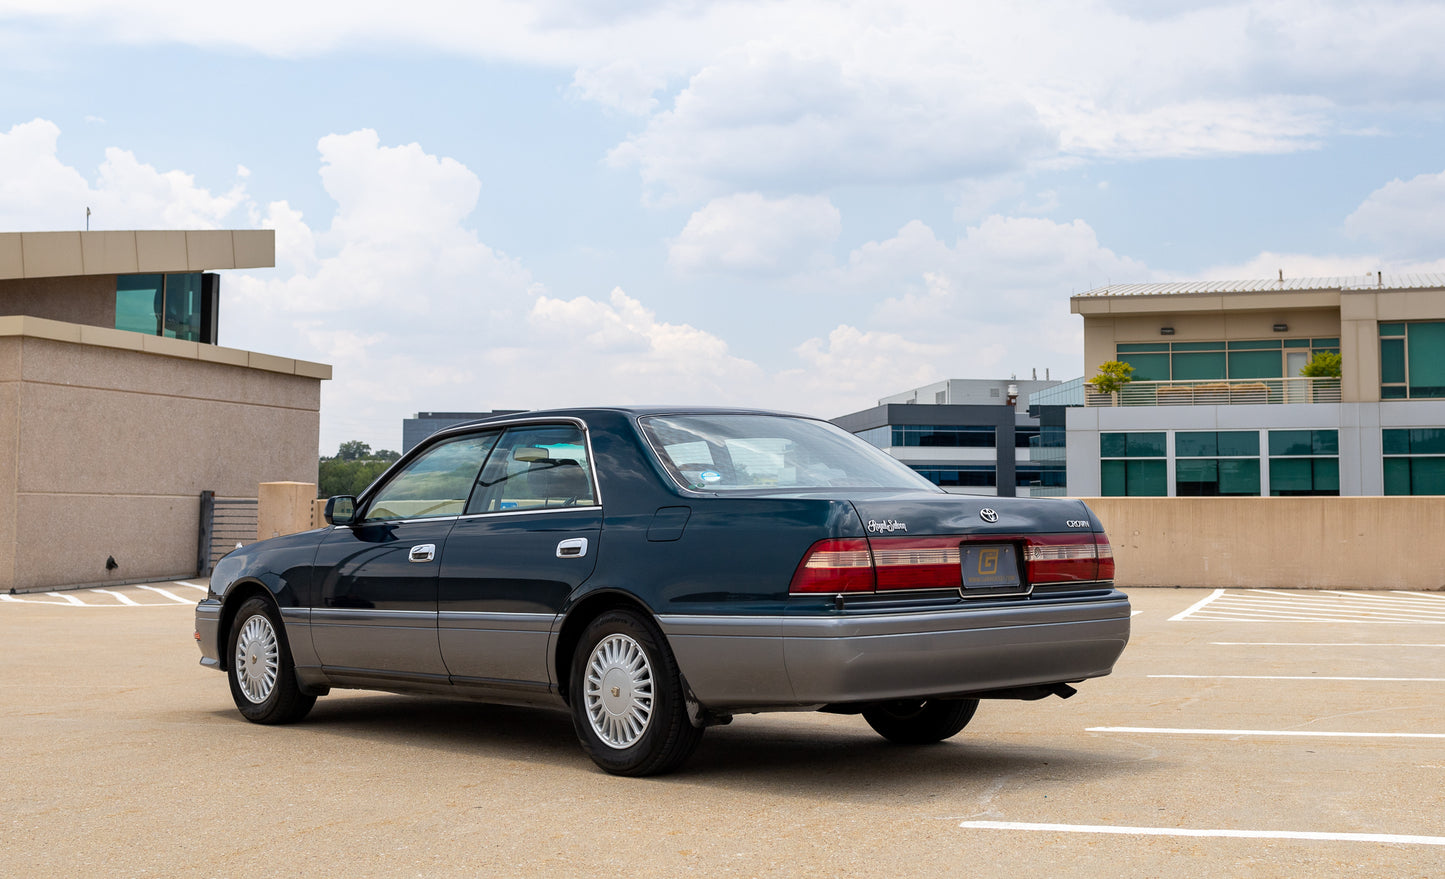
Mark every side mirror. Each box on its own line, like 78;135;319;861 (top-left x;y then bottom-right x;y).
325;495;357;526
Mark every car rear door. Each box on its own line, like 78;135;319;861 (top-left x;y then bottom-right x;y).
438;422;601;693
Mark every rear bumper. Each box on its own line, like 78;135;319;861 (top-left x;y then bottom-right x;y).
660;591;1131;711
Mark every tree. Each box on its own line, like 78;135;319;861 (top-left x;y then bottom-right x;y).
336;440;373;461
1300;351;1342;378
1087;360;1135;395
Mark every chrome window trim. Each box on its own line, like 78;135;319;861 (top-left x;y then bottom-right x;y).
454;504;601;522
355;416;604;522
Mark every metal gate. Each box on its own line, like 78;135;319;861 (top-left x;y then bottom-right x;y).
197;491;258;576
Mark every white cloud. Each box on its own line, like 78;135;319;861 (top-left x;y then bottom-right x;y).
0;118;246;231
668;193;840;276
1344;169;1445;261
569;59;669;115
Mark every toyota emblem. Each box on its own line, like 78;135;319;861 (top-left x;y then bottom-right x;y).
979;508;998;523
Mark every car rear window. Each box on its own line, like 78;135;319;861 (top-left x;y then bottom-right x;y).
640;414;941;492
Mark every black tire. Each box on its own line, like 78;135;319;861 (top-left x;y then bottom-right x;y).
226;596;316;724
862;698;979;744
568;610;704;776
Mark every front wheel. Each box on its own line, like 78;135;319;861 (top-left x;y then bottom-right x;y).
862;698;979;744
568;610;703;776
226;596;316;724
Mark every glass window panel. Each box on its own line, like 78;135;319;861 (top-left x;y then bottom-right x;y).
1311;430;1339;455
1380;338;1406;385
1118;353;1170;381
1269;430;1312;456
1175;459;1218;496
1382;385;1408;399
1382;429;1410;456
1227;339;1283;350
1228;350;1284;379
1219;459;1261;495
470;425;594;511
1312;458;1340;493
367;434;498;521
1216;431;1260;457
1126;432;1166;457
1171;341;1224;352
1100;433;1127;458
1407;322;1445;397
1411;458;1445;495
1378;324;1405;337
1269;458;1312;494
115;274;163;335
1310;338;1339;347
1409;428;1445;454
1384;458;1411;495
1126;460;1167;496
1116;343;1170;352
160;273;203;341
1283;339;1312;348
1174;432;1217;458
1172;352;1227;380
1101;460;1126;496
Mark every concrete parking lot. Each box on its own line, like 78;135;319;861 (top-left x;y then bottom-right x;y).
3;585;1442;877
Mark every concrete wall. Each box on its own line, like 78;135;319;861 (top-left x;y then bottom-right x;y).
1;324;324;592
1085;496;1445;590
0;275;116;327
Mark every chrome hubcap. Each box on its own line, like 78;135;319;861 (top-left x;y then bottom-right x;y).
234;614;279;704
583;633;654;749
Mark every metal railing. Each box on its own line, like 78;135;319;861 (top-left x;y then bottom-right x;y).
1085;377;1342;407
196;492;258;576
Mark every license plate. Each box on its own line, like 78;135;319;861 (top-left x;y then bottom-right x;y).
960;544;1021;590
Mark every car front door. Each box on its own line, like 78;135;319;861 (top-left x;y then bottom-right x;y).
311;432;499;684
438;423;602;697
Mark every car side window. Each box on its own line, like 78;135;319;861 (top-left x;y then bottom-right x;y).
362;433;499;522
467;425;594;514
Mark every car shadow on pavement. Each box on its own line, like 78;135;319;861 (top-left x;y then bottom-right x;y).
203;693;1157;797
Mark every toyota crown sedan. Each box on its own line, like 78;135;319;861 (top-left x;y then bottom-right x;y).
196;407;1130;775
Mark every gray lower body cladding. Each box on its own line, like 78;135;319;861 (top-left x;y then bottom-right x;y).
659;592;1131;712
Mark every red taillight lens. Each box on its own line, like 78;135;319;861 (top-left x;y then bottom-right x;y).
871;538;964;591
1023;533;1114;583
789;538;875;593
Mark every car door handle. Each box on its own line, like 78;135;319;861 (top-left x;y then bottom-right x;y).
556;538;589;559
409;544;436;563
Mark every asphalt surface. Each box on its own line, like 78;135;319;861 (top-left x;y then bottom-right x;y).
3;585;1442;878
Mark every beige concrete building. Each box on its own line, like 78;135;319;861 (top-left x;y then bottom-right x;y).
1068;274;1445;497
0;230;329;592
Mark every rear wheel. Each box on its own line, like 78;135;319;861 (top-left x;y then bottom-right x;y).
569;610;703;776
862;698;978;744
226;596;316;724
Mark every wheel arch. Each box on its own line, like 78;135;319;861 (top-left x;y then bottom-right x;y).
553;589;659;706
216;579;280;671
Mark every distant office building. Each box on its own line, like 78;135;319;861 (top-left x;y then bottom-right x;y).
1068;273;1445;496
403;410;524;453
833;378;1066;497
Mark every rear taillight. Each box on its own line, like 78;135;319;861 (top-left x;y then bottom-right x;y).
870;538;963;591
1023;533;1115;583
789;538;875;593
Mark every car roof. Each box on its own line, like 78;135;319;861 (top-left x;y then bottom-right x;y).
447;405;816;429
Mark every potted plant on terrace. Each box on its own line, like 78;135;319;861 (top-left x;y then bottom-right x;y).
1087;360;1135;405
1300;351;1342;402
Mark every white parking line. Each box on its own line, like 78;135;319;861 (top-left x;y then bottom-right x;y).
1211;642;1445;647
1149;674;1445;682
1089;727;1445;739
958;821;1445;846
134;585;194;604
1172;589;1445;623
89;589;141;606
172;581;209;593
1168;589;1224;622
45;592;86;605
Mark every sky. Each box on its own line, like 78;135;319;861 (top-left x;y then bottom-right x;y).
3;0;1444;455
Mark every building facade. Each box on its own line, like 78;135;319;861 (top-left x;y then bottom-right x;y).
1066;274;1445;497
1;230;329;592
402;410;524;453
833;378;1065;496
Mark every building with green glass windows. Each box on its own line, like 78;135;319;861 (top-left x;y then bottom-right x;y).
0;229;329;592
1066;274;1445;497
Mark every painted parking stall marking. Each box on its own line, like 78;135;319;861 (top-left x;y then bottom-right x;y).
1170;589;1445;623
1089;726;1445;740
0;581;207;607
958;821;1445;847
